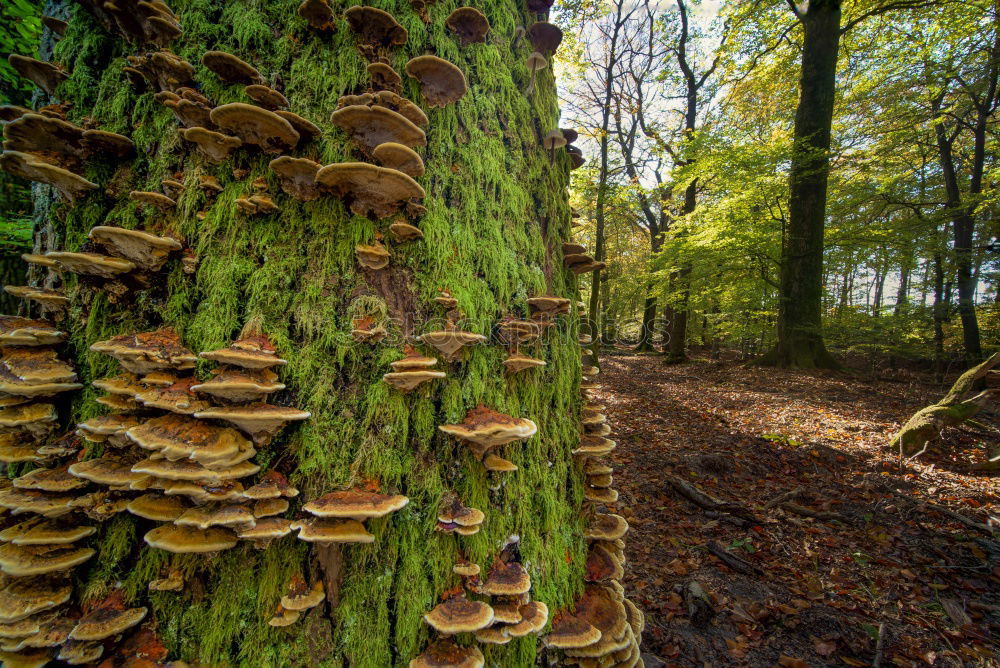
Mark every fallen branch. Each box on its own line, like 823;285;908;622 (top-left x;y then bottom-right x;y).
891;491;995;535
705;540;763;576
780;501;848;523
665;475;760;523
764;487;803;510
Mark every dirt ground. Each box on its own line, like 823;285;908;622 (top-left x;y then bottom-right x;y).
594;353;998;667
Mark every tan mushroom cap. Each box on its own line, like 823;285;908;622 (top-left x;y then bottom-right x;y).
126;493;189;521
372;142;424;178
483;454;517;472
389;221;424;241
281;578;325;611
572;435;616;457
584;513;629;541
0;443;46;466
367;62;402;92
174;504;256;529
562;586;630;658
290;518;374;543
95;394;142;413
18;254;57;271
416;329;487;361
503;352;546;373
7;55;67;97
496;318;547;345
135;376;213;415
330;105;426;155
274;110;320;142
438;406;537;458
191;366;285;402
244;84;288;110
131;457;259;483
2;113;85;161
298;0;336;31
317;162;424;220
303;490;409;520
584;487;619;504
424;596;494;634
43;250;136;281
354;242;391;270
438;498;484;526
269;156;322;201
492;601;523;624
508;601;549;637
0;151;97;203
0;364;81;400
0;487;78;518
253;497;289;518
1;347;76;385
144;524;238;553
526;51;548;74
91;329;198;374
0;543;95;576
194;403;309;439
445;7;490;46
268;606;300;627
383;369;446;392
583;461;613;476
69;606;147;641
479;562;531;596
0;648;51;667
199;334;287;370
390;347;438;371
544;614;602;649
58;639;104;664
129;190;176;211
623;598;644;636
0;316;64;346
238;516;292;542
88;226;182;272
201;51;262;84
0;518;94;546
405;56;468;108
126;414;248;465
586;473;613;488
3;286;69;310
527;296;571;316
453;560;480;577
0;402;57;431
243;473;299;500
474;625;510;644
0;577;71;624
181;127;242;163
344;6;408;48
0;611;54;639
209;103;299;153
13;466;86;493
68;457;142;487
409;639;484;668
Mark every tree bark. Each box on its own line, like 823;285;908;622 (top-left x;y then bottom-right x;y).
758;0;842;369
19;1;590;664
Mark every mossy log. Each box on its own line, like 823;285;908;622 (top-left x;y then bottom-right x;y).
16;0;588;664
892;353;999;456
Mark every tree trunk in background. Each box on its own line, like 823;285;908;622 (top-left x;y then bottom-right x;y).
0;253;26;314
759;0;842;369
894;261;910;316
17;0;592;664
933;250;947;383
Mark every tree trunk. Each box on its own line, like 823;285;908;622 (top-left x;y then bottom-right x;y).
13;1;593;664
933;249;948;382
894;260;910;316
758;0;842;369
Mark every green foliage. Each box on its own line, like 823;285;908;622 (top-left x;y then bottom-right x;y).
0;0;42;106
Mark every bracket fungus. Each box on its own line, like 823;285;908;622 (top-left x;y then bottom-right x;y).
0;151;97;204
410;639;485;668
244;84;288;110
209;103;299;153
44;251;135;280
298;0;336;32
436;497;484;535
144;524;238;553
417;326;487;361
330;105;427;155
281;578;325;611
389;221;424;242
367;62;402;93
69;606;147;641
191;366;285;402
508;601;549;637
0;317;64;347
199;334;287;369
193;404;309;443
90;329;197;374
544;614;602;649
303;490;409;521
573;434;616;457
0;348;83;397
268;606;300;627
126;414;249;465
372;142;425;178
0;543;95;577
7;56;68;98
438;406;537;460
0;577;72;623
404;56;468;108
317;162;424;220
269;156;322;201
445;8;490;46
344;7;408;55
201;51;262;85
478;561;532;596
584;513;629;542
424;596;494;634
291;518;374;544
503;351;546;374
89;226;182;272
383;347;445;392
275;110;320;143
181;127;242;164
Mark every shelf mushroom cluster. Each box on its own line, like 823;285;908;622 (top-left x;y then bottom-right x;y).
70;328;307;556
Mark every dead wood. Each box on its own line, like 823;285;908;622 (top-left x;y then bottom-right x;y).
665;474;760;523
705;540;763;576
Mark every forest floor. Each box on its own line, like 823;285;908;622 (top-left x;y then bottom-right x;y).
595;352;999;668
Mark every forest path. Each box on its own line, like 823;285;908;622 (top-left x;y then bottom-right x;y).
594;354;998;667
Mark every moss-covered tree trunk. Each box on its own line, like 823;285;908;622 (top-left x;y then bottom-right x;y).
12;0;596;664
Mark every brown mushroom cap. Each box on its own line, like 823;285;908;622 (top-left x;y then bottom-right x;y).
134;376;212;415
131;457;259;483
274;110;320;142
88;226;182;272
388;221;424;242
526;51;547;73
0;151;97;203
191;366;285;402
424;596;494;634
81;129;135;158
527;21;563;53
568;144;586;169
437;497;484;526
268;156;322;201
382;369;446;392
586;543;624;583
144;524;238;553
3;286;69;311
126;493;189;521
508;601;549;637
0;348;81;397
281;579;325;611
367;62;402;93
0;518;94;546
68;457;142;487
527;296;571;316
181;127;242;163
243;472;299;500
42;16;68;35
201;51;262;84
58;639;104;664
126;414;249;465
0;577;72;623
0;316;64;347
252;497;289;518
69;606;146;641
584;486;619;505
355;242;390;270
544;614;602;649
90;328;197;374
209;103;300;153
2;113;85;162
409;639;484;668
445;7;490;46
193;403;310;441
0;402;57;433
416;329;487;361
330;105;426;154
174;503;256;529
0;648;52;667
316;162;424;220
303;490;409;520
438;406;537;458
483;453;517;472
474;625;510;644
0;543;95;576
479;562;531;596
344;7;408;49
12;465;86;493
572;434;616;457
268;605;300;627
238;516;293;542
43;251;134;279
7;55;67;97
372;142;425;178
0;443;46;465
543;129;567;152
404;56;468;108
562;586;631;658
244;84;288;110
584;513;629;541
298;0;336;31
453;560;480;577
129;190;176;211
290;518;374;543
199;334;287;370
502;352;546;373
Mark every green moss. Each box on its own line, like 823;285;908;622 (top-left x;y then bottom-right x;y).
46;0;585;664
